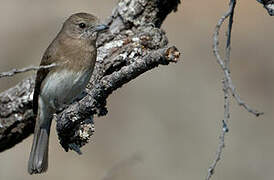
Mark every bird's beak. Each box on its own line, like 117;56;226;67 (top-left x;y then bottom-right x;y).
93;24;109;32
83;24;109;38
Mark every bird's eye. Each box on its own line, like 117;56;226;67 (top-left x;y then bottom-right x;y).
79;23;86;29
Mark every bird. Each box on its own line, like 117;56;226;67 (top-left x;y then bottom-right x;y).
28;12;108;174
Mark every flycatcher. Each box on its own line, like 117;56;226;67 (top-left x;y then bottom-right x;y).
28;12;108;174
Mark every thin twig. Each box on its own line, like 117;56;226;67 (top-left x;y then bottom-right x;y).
206;80;230;180
213;0;263;117
207;0;264;178
0;63;58;79
206;1;235;180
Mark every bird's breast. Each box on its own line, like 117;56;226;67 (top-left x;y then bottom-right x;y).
40;69;91;110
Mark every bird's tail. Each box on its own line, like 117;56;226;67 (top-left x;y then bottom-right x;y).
28;100;53;174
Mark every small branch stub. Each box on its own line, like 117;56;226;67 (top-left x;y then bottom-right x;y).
165;46;180;62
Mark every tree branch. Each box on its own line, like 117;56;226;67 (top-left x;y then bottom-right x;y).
0;0;181;153
257;0;274;15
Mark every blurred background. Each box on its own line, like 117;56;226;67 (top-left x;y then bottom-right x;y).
0;0;274;180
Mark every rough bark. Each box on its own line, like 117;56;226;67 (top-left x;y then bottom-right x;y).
0;0;181;153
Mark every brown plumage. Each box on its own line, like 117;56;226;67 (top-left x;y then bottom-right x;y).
29;12;108;174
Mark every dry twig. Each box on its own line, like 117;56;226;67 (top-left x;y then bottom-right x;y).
0;64;57;79
206;0;262;179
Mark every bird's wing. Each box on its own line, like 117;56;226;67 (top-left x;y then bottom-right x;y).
33;48;56;115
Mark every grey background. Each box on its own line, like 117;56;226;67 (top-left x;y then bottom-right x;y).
0;0;274;179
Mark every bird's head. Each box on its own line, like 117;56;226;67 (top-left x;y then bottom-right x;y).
62;12;108;42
